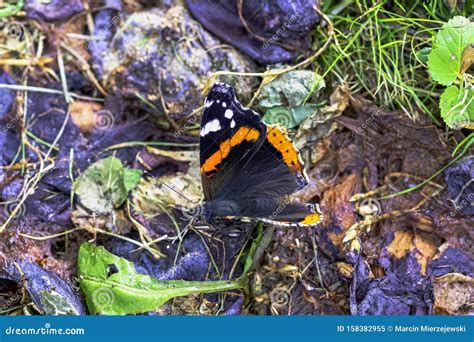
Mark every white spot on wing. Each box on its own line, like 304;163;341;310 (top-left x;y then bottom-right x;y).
224;109;233;119
230;120;236;128
222;102;227;108
200;119;222;136
204;100;214;108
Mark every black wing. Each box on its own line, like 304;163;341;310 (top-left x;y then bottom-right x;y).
199;82;267;201
199;83;321;227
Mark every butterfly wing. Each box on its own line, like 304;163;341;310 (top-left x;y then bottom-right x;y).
199;83;322;227
200;83;267;201
215;124;322;226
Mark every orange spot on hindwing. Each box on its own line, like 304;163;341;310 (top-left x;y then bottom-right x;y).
201;127;260;173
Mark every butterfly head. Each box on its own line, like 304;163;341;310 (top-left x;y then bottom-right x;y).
204;82;236;108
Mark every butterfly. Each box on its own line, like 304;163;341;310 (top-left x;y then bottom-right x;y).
196;82;322;227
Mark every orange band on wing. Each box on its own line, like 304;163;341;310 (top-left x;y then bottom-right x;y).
201;127;260;173
266;126;303;173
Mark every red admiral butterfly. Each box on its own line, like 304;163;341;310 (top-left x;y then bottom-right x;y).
197;82;322;227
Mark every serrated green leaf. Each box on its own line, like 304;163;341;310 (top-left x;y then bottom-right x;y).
73;157;142;214
77;243;247;315
439;85;474;129
427;16;474;85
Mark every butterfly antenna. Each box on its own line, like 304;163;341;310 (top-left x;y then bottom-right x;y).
142;170;199;207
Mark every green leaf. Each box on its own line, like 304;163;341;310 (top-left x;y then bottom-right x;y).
73;156;142;214
416;47;432;64
263;104;320;129
0;0;23;17
77;243;247;315
123;168;143;192
427;16;474;85
439;85;474;129
242;223;263;274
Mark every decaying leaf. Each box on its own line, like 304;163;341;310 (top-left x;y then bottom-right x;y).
320;174;361;258
145;148;197;163
132;152;202;217
349;250;433;315
257;70;324;109
386;230;438;275
70;101;104;132
0;260;85;315
74;156;143;214
432;273;474;315
460;43;474;75
297;83;350;143
257;70;325;128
